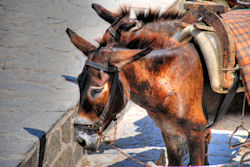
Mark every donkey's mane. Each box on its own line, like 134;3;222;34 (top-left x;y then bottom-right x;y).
119;31;180;49
135;8;185;24
115;6;130;19
98;30;181;49
114;6;185;23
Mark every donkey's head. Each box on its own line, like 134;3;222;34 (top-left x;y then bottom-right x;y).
66;28;151;150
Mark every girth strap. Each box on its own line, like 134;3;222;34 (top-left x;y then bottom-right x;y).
206;73;239;128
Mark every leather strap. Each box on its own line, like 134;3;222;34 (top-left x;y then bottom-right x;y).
97;71;119;130
75;59;127;132
108;26;120;42
85;60;118;72
206;74;238;128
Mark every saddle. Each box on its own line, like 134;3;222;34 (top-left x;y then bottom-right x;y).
173;2;249;104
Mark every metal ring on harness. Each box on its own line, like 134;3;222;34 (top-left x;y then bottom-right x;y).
229;93;250;149
229;125;250;149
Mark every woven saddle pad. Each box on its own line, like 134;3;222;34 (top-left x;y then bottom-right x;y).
221;9;250;104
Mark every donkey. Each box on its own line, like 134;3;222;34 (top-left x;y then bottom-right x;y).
67;26;208;165
66;4;246;166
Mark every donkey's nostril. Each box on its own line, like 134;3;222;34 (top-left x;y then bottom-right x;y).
78;139;86;147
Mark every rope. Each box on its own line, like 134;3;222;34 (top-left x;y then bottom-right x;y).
98;121;147;167
104;141;147;166
221;64;250;71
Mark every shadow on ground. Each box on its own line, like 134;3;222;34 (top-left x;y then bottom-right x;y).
91;115;164;154
209;130;248;165
108;149;161;167
24;127;47;167
62;75;77;84
88;114;249;166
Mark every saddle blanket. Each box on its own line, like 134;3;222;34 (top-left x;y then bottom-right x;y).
221;9;250;104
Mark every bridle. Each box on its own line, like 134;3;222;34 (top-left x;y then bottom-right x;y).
74;56;127;133
108;18;143;43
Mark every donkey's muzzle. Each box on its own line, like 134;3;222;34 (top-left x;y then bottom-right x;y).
74;118;99;151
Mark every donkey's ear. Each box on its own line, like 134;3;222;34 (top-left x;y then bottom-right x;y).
92;3;118;24
110;47;152;67
66;28;96;56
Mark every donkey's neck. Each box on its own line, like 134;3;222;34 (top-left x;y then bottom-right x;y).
121;48;178;111
143;20;180;37
120;29;181;49
121;42;203;112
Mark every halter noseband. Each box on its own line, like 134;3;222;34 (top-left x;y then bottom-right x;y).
74;59;127;132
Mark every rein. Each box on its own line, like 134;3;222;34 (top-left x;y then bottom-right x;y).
74;59;127;132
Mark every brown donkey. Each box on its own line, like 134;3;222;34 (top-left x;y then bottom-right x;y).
67;25;208;165
66;4;246;166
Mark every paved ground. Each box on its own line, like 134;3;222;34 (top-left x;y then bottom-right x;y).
0;0;102;166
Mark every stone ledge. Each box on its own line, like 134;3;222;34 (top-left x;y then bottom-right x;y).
19;108;84;167
0;107;84;167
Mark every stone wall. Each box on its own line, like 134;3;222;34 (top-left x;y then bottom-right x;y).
18;108;83;167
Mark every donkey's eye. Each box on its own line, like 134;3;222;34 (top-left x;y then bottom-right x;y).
119;22;136;31
91;88;104;97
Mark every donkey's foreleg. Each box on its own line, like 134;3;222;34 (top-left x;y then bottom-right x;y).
161;133;185;165
186;130;205;165
204;128;211;165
